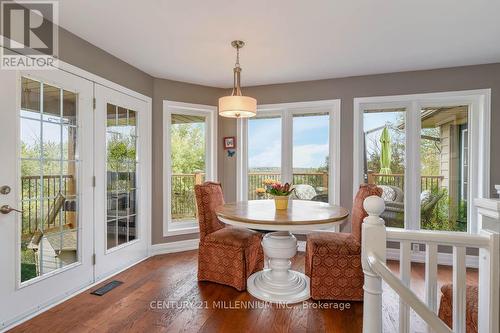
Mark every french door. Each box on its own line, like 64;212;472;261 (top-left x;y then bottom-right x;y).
94;85;149;281
0;69;150;328
0;69;94;328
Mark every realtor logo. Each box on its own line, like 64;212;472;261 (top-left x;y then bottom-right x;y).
1;1;59;69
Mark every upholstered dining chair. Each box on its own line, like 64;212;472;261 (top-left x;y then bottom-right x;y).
195;182;264;291
438;284;478;333
305;183;383;301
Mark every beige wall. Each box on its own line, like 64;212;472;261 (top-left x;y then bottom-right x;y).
53;26;221;244
219;63;500;232
58;27;154;97
54;26;500;241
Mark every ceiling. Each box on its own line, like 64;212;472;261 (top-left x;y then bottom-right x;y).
58;0;500;88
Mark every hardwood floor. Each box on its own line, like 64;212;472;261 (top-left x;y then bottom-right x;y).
10;251;477;333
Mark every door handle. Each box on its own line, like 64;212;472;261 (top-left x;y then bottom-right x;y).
0;205;22;214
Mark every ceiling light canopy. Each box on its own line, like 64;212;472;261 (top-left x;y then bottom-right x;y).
218;40;257;118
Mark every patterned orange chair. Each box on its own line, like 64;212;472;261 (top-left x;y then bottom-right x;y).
305;184;382;301
438;284;478;333
195;182;264;291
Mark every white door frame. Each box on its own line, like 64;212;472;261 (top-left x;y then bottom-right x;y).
94;84;152;281
353;89;491;233
0;48;152;330
0;67;94;329
162;101;218;237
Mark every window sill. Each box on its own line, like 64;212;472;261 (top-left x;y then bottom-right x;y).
164;223;199;237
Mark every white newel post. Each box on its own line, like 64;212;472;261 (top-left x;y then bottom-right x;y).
475;195;500;333
361;196;386;333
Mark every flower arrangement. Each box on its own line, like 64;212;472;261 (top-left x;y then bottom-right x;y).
266;182;294;197
256;179;295;210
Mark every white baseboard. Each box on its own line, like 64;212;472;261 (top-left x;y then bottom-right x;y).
386;248;479;268
151;239;199;256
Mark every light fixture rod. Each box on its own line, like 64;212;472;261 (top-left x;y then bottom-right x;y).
231;40;245;96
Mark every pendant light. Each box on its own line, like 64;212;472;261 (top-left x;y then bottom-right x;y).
218;40;257;118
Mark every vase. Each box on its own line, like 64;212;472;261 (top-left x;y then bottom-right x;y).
274;195;290;210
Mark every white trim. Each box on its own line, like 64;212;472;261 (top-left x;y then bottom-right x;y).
163;226;199;237
150;239;199;256
386;248;479;269
236;118;248;201
353;89;491;233
237;99;341;208
406;101;421;230
0;45;152;104
162;101;218;237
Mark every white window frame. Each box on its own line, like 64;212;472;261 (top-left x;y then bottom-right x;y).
353;89;491;233
237;99;341;208
163;101;217;236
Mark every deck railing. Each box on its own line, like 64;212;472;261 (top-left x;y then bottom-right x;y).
367;171;444;191
171;173;205;220
169;171;329;219
20;175;75;236
248;172;328;200
361;196;499;333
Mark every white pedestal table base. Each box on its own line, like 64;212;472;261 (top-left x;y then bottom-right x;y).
246;231;310;304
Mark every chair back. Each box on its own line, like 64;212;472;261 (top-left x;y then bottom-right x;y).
351;184;383;242
194;182;225;239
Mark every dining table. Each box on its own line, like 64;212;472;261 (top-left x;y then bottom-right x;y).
215;199;349;304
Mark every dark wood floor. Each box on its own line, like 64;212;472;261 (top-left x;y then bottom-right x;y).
10;251;477;333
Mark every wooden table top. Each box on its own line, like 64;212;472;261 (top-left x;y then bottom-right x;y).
215;200;349;229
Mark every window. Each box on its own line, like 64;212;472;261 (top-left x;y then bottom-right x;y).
106;103;138;249
292;112;330;201
238;100;340;206
248;115;281;200
163;102;217;235
354;90;490;233
362;108;406;228
20;77;79;282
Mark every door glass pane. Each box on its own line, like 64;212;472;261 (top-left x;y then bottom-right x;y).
19;77;79;283
248;116;281;200
292;112;329;202
106;103;139;249
363;108;406;228
420;106;468;231
170;114;206;223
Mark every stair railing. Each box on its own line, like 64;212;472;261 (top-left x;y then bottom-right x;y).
361;195;499;333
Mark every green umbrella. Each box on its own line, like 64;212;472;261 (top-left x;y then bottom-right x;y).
379;127;392;174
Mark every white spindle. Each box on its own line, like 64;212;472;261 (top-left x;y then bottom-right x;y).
452;246;466;333
361;196;386;333
478;230;500;333
424;243;438;331
399;241;411;333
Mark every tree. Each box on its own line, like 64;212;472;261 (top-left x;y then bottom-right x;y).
170;123;205;174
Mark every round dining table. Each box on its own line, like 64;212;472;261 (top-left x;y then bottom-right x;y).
215;199;349;304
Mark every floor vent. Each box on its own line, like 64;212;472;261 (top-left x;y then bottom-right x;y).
91;280;123;296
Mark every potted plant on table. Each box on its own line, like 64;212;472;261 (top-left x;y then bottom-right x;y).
265;181;294;210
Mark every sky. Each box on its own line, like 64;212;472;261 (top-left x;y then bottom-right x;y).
363;111;404;156
248;114;329;169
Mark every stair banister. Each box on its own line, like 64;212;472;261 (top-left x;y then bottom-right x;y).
361;195;386;333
